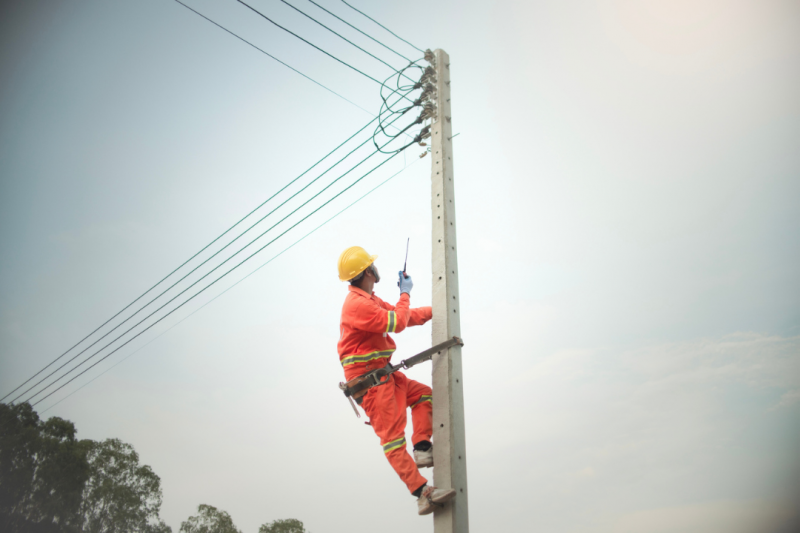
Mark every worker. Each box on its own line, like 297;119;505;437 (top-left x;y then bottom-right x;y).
337;246;457;515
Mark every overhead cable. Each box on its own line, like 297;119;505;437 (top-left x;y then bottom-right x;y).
2;89;413;403
237;0;383;86
171;0;372;117
18;122;423;406
306;0;413;63
39;157;421;415
339;0;424;53
373;61;434;154
3;3;429;404
277;0;416;85
11;106;418;405
29;146;411;407
170;0;410;143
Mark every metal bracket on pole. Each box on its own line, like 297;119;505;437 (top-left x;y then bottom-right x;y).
398;336;463;370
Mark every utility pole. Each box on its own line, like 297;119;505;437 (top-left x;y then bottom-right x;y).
429;48;469;533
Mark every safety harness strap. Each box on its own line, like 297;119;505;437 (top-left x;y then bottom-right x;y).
340;336;464;400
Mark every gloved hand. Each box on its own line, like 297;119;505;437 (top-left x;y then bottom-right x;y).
398;271;413;295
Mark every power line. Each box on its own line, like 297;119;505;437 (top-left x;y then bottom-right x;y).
1;115;380;403
236;0;383;86
2;83;417;403
372;61;432;155
39;157;421;414
19;125;421;405
173;0;417;143
277;0;416;84
4;0;427;405
12;107;417;405
171;0;373;117
306;0;413;63
176;0;419;137
340;0;424;53
30;147;410;407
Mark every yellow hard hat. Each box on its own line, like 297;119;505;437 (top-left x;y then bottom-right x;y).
338;246;378;281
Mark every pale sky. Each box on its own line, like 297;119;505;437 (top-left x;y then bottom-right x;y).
1;1;798;532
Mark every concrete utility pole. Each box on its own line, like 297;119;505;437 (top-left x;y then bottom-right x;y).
429;48;469;533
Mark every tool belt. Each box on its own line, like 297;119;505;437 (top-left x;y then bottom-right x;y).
341;364;392;405
339;336;463;417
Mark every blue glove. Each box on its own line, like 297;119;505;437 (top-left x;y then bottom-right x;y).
398;271;413;295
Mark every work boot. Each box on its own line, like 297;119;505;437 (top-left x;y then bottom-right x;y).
417;485;457;515
414;447;433;468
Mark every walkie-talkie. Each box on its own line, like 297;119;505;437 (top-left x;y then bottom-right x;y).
398;238;410;288
402;238;410;279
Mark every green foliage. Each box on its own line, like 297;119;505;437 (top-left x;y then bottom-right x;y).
0;402;171;533
79;438;169;533
144;519;173;533
0;402;90;533
180;504;241;533
2;402;304;533
259;518;306;533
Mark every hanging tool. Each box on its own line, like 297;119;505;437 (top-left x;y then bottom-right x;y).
340;336;464;412
339;382;362;418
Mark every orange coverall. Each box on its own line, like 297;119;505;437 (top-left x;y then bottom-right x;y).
338;285;433;494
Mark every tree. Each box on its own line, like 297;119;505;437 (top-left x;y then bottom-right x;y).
180;504;241;533
0;402;90;533
79;438;170;533
144;520;173;533
1;404;171;533
258;519;306;533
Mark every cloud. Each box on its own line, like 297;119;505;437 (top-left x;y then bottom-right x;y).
465;332;800;533
771;389;800;411
618;332;800;391
610;498;799;533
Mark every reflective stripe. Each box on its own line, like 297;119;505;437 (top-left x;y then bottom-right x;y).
340;349;395;367
382;436;406;454
386;311;396;333
411;395;432;408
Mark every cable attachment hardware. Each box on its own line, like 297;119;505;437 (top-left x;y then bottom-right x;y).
424;49;435;65
420;83;437;104
419;102;437;122
420;66;437;86
414;125;431;146
418;125;431;140
370;54;434;155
